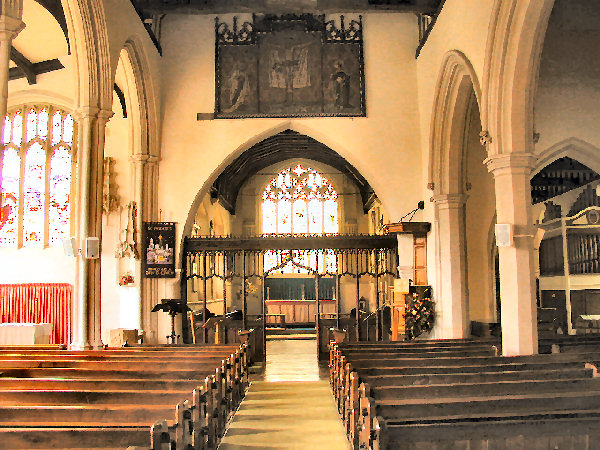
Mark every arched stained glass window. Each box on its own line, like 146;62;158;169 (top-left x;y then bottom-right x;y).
261;164;338;274
261;164;338;235
0;106;75;247
23;142;46;244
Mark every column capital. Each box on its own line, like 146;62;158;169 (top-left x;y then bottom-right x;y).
130;153;160;164
432;193;468;209
484;153;537;176
0;15;23;38
73;106;114;122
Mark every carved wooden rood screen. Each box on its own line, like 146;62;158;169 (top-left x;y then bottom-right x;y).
182;234;398;356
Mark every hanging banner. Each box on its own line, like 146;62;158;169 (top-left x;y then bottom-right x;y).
143;222;176;278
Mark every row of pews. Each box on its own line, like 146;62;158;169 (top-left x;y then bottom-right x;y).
0;332;258;449
330;335;600;449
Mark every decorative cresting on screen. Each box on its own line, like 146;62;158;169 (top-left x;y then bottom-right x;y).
214;13;365;118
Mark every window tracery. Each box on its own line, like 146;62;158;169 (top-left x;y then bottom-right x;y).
261;164;339;274
0;106;75;247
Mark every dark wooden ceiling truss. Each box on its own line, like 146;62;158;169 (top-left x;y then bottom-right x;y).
211;129;376;215
9;0;68;84
33;0;70;51
131;0;442;15
531;157;600;204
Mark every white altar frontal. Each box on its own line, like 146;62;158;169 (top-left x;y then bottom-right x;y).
0;323;52;345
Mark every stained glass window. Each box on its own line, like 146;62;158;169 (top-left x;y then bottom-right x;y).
23;143;45;244
49;146;72;245
262;164;338;235
0;106;75;247
261;164;339;273
0;149;20;246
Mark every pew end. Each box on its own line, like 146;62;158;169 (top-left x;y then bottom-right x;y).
372;416;387;450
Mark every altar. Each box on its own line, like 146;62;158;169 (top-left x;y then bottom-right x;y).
265;299;336;325
0;323;52;345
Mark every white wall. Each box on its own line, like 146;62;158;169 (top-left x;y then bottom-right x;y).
158;12;424;258
464;100;496;322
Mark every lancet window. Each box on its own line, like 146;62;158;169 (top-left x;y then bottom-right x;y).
0;106;75;247
261;164;338;273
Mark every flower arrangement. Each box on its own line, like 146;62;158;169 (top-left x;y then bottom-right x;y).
119;273;135;286
404;286;435;340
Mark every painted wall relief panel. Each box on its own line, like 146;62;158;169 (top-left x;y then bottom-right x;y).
215;14;365;118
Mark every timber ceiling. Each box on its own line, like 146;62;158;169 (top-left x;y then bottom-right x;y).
531;156;600;204
211;130;376;215
9;0;68;84
131;0;442;16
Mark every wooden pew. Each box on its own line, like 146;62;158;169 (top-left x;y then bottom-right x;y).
330;341;600;449
0;339;253;449
371;411;600;450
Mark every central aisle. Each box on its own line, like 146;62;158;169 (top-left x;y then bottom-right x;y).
219;339;350;449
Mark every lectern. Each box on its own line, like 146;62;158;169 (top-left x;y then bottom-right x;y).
151;299;190;344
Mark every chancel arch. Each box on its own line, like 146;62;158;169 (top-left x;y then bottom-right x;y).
182;130;396;346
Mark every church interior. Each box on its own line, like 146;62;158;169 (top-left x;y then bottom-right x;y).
2;0;600;448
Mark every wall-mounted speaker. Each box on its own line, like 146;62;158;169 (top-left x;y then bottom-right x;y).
84;237;100;259
495;224;514;247
62;237;77;257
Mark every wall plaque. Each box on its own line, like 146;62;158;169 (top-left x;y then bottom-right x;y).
215;14;365;118
143;222;176;278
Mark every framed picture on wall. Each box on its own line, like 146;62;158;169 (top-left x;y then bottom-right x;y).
143;222;176;278
214;13;366;119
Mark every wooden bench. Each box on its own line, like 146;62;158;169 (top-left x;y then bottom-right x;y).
372;410;600;450
0;337;255;449
330;340;600;449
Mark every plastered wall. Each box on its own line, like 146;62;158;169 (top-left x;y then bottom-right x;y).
158;12;423;257
464;100;496;322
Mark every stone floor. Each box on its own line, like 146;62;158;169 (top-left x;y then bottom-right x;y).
218;339;350;449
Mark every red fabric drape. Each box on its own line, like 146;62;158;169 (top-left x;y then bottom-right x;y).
0;283;72;345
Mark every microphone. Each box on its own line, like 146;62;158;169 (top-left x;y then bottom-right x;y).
400;201;425;222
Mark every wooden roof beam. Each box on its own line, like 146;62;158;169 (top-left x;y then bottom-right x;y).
10;47;36;85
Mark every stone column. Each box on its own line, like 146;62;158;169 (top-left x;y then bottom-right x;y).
433;194;469;339
0;1;24;124
485;153;538;356
131;153;159;343
70;107;112;350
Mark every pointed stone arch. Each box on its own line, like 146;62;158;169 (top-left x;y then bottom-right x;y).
481;0;555;356
533;137;600;177
429;50;482;196
61;0;111;111
428;50;483;339
181;124;381;241
482;0;554;156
